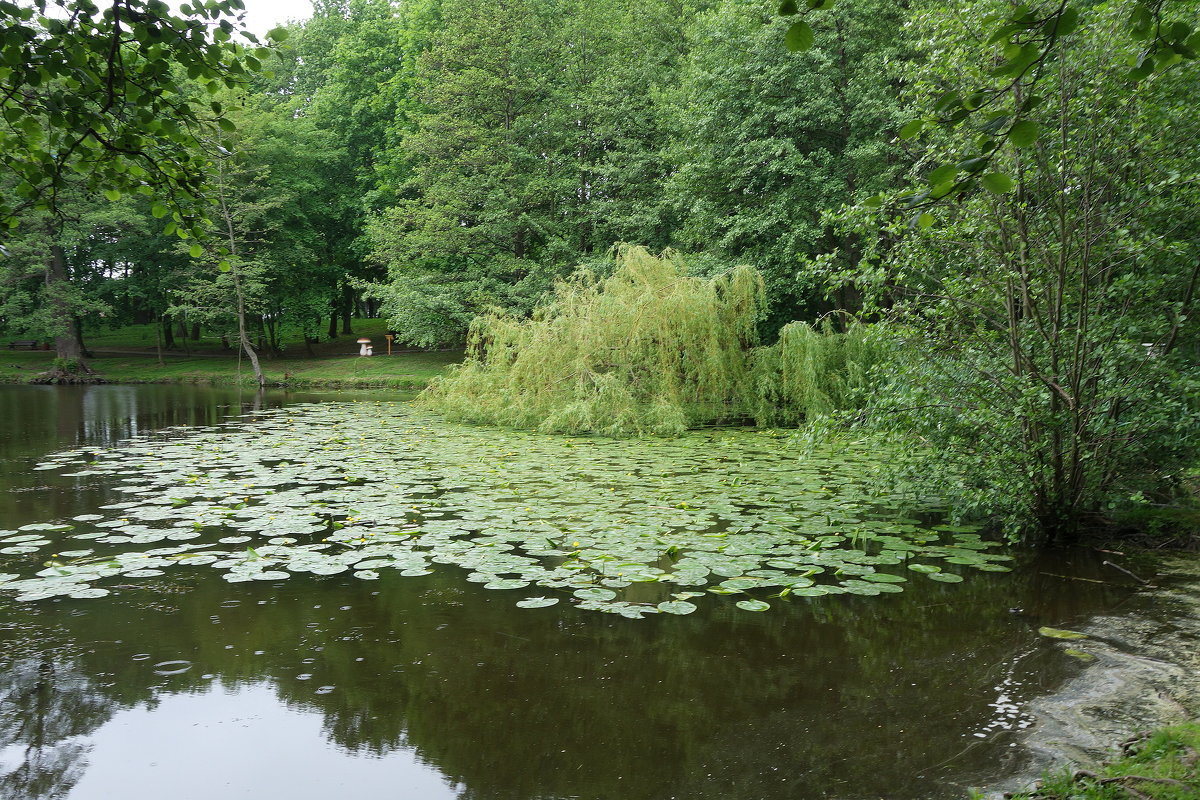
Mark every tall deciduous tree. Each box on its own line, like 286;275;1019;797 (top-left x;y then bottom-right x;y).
367;0;694;347
670;0;907;332
366;0;576;346
172;94;349;384
842;0;1200;541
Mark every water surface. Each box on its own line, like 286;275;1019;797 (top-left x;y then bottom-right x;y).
0;385;1144;800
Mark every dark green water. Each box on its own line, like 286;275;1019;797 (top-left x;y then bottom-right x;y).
0;385;1137;800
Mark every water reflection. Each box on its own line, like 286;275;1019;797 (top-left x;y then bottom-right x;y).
0;658;105;799
68;684;459;800
0;558;1128;800
0;385;388;531
0;385;1143;800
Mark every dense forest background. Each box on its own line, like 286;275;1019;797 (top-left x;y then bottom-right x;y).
2;0;916;350
2;0;1199;541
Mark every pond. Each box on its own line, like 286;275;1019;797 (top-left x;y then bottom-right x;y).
0;384;1183;799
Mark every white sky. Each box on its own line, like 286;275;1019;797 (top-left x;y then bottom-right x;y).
36;0;313;36
234;0;313;38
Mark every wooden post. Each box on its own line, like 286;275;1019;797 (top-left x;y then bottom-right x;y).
385;334;395;356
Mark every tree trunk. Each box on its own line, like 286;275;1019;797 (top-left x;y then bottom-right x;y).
232;283;266;387
340;284;354;336
38;244;97;383
162;315;177;350
190;322;201;341
48;246;81;362
214;154;266;389
73;316;93;358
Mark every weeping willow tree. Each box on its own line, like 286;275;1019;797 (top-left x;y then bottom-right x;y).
422;246;883;436
421;246;764;435
751;319;882;428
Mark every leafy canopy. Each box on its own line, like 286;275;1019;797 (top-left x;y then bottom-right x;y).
0;0;287;242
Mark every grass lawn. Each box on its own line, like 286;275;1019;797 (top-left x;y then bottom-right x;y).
1;319;463;389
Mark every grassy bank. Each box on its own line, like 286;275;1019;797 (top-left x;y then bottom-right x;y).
998;723;1200;799
1;319;462;389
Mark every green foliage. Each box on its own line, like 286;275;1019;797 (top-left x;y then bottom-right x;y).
420;245;765;435
669;0;907;329
421;245;884;436
0;0;280;240
751;319;882;427
781;0;1199;207
366;0;687;346
836;0;1200;541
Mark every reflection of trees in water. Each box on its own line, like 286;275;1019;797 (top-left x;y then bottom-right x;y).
0;384;299;532
0;657;113;800
0;548;1128;800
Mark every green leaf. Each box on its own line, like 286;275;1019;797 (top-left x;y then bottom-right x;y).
933;91;961;113
777;0;798;15
216;117;236;132
1126;62;1155;82
898;120;924;140
735;599;770;612
981;172;1015;194
516;596;559;608
103;189;121;202
266;26;290;43
218;260;232;272
958;156;989;173
573;587;617;601
928;164;958;186
1038;626;1088;640
151;203;169;219
987;23;1021;44
1008;119;1041;147
189;244;203;258
657;600;698;615
917;212;934;230
1052;7;1079;36
784;20;814;52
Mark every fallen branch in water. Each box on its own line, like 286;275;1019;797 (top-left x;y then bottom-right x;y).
1102;560;1152;585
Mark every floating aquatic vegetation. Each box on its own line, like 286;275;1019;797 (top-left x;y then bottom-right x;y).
1038;627;1089;640
0;402;1013;616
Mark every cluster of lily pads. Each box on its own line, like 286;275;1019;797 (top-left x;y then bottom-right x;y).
0;402;1012;617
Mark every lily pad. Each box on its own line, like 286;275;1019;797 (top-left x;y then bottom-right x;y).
0;401;1010;617
1039;627;1089;640
516;596;560;608
483;578;529;590
735;599;770;612
656;600;698;615
573;587;618;601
